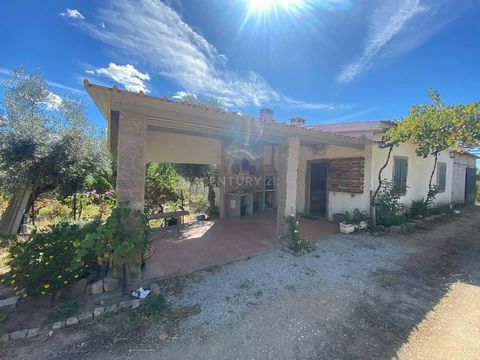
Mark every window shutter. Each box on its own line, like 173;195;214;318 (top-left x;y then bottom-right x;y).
437;162;446;192
393;158;408;194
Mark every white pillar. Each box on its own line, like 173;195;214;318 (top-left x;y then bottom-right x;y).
276;137;300;242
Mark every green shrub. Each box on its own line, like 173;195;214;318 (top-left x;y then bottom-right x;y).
50;300;79;320
430;203;454;216
342;209;369;224
409;198;430;219
4;221;100;297
375;179;407;227
38;207;53;218
74;203;149;290
285;215;312;254
190;194;208;214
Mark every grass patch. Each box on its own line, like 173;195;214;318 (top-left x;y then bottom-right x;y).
97;295;200;343
0;236;13;276
50;300;79;321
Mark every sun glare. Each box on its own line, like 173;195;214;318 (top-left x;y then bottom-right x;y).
247;0;305;14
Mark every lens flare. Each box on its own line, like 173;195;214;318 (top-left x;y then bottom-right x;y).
247;0;305;14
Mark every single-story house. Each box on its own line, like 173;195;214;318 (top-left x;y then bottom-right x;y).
85;80;476;228
84;80;476;279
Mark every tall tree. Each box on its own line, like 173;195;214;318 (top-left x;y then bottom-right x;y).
387;89;480;202
0;67;110;232
175;164;219;215
144;162;182;214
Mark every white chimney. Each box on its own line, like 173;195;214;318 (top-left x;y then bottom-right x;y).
259;108;274;122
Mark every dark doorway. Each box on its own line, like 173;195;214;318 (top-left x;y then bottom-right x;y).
465;167;476;205
309;163;328;218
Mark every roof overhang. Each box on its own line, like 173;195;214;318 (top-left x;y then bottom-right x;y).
84;81;366;151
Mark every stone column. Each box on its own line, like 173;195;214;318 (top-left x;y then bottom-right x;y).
116;111;147;211
276;137;300;243
115;111;146;288
219;140;227;219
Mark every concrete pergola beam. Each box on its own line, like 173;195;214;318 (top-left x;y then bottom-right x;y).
83;81;367;153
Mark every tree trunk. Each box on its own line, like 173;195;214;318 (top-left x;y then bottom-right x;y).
73;192;77;220
370;145;394;226
204;173;215;214
207;184;216;213
427;153;439;203
31;199;35;226
0;189;31;236
122;264;128;295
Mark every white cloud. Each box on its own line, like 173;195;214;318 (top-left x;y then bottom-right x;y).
44;91;63;110
93;63;151;93
74;0;332;109
172;91;191;100
338;0;425;84
60;8;85;20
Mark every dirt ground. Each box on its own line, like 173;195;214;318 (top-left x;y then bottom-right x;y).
2;208;480;360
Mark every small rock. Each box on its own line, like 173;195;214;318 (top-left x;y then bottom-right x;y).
93;306;105;317
105;304;117;313
91;280;104;295
78;311;93;323
103;277;120;292
0;296;20;314
52;321;65;331
66;317;79;326
70;278;88;297
118;300;130;310
10;329;28;340
0;333;9;342
26;328;40;338
131;299;140;310
159;332;169;341
150;283;161;296
48;330;54;337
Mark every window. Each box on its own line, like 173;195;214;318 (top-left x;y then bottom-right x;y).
437;162;447;192
393;157;408;195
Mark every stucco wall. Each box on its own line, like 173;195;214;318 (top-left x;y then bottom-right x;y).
296;144;373;220
371;144;454;206
451;153;477;204
296;142;473;220
146;130;221;164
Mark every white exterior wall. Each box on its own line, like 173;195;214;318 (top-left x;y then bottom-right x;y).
296;141;472;220
370;144;454;206
296;144;373;220
451;153;476;204
147;131;221;164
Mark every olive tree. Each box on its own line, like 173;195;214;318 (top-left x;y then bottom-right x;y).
0;67;110;231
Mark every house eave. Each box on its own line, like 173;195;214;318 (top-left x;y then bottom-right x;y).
84;81;367;150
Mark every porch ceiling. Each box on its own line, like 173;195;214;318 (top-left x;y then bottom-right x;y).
84;81;366;150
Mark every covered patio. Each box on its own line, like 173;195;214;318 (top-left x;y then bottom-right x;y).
142;211;339;281
84;81;364;285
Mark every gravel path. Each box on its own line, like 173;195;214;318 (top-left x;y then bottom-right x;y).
4;209;480;359
167;233;411;338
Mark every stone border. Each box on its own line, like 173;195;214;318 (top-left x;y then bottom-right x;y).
1;295;148;343
374;212;453;234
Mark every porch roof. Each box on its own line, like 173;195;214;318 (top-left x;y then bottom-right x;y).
84;80;366;151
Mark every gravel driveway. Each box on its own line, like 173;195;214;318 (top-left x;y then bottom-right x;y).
4;208;480;359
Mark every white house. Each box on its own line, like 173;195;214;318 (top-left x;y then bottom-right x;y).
84;81;477;233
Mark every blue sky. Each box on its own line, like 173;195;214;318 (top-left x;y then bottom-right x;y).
1;0;479;132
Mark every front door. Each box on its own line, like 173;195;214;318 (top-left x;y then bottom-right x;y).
465;167;476;205
309;163;328;218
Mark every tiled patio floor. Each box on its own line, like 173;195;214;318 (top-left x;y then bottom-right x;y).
142;210;338;281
